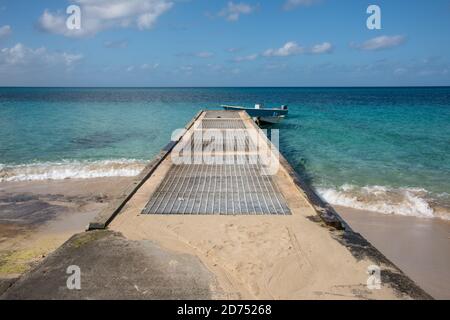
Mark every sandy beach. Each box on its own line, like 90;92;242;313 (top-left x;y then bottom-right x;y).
0;177;133;281
335;206;450;299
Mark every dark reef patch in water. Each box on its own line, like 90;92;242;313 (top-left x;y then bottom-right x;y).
70;132;122;149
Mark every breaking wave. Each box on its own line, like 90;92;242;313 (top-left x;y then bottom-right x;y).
316;184;450;221
0;159;147;182
2;161;449;221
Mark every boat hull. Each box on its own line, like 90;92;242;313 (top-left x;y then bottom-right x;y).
257;116;285;124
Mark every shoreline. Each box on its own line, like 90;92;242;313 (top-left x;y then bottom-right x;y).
0;176;448;298
335;205;450;299
0;177;134;280
2;160;448;222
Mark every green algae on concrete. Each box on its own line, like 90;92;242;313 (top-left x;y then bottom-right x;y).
69;230;109;248
1;230;223;300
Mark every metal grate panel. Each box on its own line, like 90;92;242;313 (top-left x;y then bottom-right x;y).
166;164;271;177
142;110;290;216
177;130;258;155
204;110;242;119
142;164;290;215
200;119;246;129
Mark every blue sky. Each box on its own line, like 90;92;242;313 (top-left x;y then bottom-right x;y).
0;0;449;86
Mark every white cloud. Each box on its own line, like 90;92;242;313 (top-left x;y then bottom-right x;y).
263;41;334;57
232;53;258;62
394;67;407;75
353;35;406;51
310;42;333;54
141;62;159;70
179;65;193;74
0;43;83;68
177;51;215;59
61;52;84;66
124;62;159;72
38;10;67;35
0;43;30;65
283;0;321;11
227;47;241;53
0;25;12;39
195;51;214;58
263;41;304;57
38;0;173;37
219;2;255;21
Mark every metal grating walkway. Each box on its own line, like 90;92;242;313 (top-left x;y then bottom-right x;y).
204;110;242;119
142;164;290;215
177;130;258;156
142;110;291;216
200;119;247;129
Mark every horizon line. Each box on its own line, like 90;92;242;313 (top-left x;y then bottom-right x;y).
1;85;450;89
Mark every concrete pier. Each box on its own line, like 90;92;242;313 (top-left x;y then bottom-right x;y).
1;111;432;300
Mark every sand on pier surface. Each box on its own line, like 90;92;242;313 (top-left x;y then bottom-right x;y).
0;177;133;280
108;154;430;300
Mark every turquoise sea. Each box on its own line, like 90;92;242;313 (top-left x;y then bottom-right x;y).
0;87;449;220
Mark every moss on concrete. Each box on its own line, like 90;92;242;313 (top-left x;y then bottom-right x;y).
69;230;109;248
0;249;41;275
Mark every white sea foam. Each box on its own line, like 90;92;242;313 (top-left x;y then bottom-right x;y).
0;159;147;182
316;184;449;220
1;161;448;221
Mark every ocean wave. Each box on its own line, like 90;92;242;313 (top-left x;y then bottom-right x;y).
316;184;450;220
0;159;147;182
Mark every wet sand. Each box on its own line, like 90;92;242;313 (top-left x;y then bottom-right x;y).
335;206;450;299
0;177;133;280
